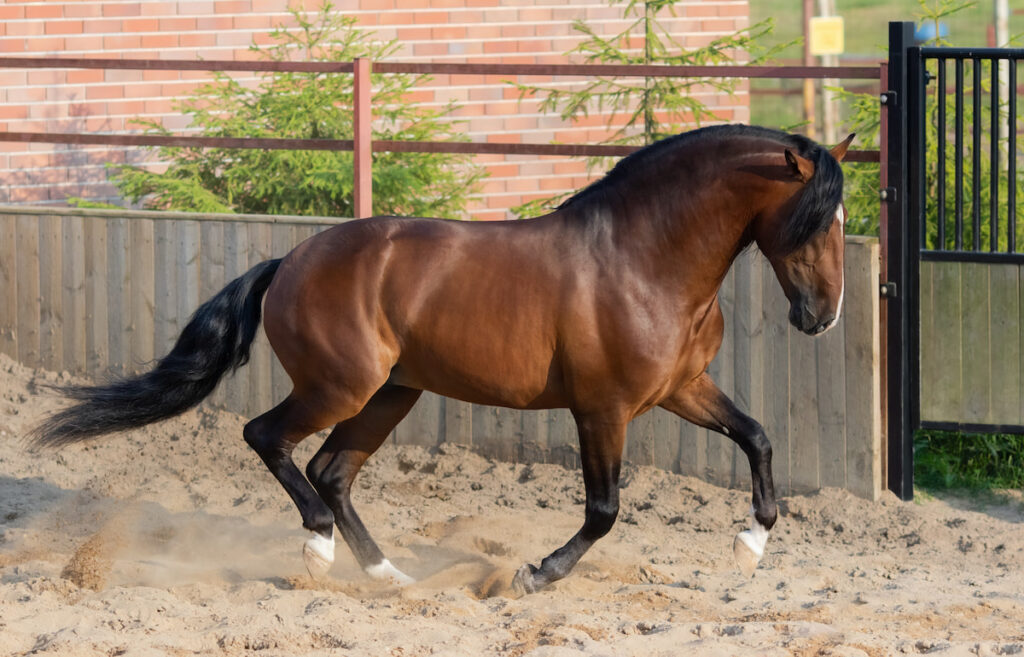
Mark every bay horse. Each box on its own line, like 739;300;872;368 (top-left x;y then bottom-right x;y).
32;125;853;594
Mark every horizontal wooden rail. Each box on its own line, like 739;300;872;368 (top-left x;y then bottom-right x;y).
0;56;881;79
0;131;880;162
0;203;343;225
0;56;883;219
0;56;353;73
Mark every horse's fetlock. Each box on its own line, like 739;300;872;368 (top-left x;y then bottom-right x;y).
755;503;778;531
303;508;336;536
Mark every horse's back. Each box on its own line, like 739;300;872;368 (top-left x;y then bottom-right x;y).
263;215;575;408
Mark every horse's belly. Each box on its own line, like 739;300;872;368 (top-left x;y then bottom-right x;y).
389;344;564;410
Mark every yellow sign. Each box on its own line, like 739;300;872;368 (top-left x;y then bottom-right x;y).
809;16;845;56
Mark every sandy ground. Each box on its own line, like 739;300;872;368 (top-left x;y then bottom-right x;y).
1;354;1023;656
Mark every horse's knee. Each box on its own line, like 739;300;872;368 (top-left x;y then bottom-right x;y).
305;452;331;489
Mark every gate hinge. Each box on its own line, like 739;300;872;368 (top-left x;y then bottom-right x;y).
880;91;896;106
879;187;897;202
880;282;898;299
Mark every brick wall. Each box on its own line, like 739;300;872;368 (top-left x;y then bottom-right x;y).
0;0;750;219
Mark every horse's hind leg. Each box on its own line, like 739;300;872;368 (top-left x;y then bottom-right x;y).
512;412;627;596
243;394;341;575
660;372;777;577
305;384;422;584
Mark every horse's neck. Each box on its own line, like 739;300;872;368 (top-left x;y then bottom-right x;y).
609;169;757;288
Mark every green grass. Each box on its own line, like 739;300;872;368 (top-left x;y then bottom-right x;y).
748;1;1024;128
914;429;1024;491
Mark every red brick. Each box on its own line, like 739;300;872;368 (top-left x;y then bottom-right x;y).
432;26;466;40
63;35;103;51
26;37;67;52
123;82;164;98
251;0;290;11
413;10;448;24
0;71;28;86
397;26;431;40
83;19;124;34
144;99;176;114
216;1;254;12
68;103;94;117
177;1;217;14
104;34;142;49
25;4;63;19
519;8;552;22
140;2;180;16
64;4;105;18
0;105;28;120
85;84;123;100
124;18;161;32
179;33;218;48
103;4;142;17
379;11;417;26
159;18;198;32
10;187;50;203
138;33;179;49
486;133;521;144
45;20;84;35
8;87;46;103
719;4;749;17
232;16;273;30
6;21;44;36
0;6;26;20
107;100;147;116
413;42;449;57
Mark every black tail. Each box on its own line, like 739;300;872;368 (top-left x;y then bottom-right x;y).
30;259;283;449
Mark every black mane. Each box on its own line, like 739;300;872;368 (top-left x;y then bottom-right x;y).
559;124;844;254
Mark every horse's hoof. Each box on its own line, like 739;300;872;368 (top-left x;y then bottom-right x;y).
365;559;415;587
302;531;335;580
732;532;761;578
511;564;539;597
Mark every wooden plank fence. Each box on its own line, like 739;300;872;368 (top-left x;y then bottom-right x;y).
0;206;883;499
920;260;1024;428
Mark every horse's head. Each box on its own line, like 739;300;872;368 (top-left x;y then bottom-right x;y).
755;134;854;336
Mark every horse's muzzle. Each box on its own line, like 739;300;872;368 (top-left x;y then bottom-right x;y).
789;304;836;336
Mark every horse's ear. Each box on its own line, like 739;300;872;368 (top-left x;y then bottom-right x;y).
784;149;814;183
830;133;856;162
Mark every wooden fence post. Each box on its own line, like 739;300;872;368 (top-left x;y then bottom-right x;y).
353;57;372;219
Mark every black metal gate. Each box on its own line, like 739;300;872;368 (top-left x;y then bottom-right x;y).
885;21;1024;500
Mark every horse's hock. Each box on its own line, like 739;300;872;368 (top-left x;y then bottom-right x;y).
0;206;882;500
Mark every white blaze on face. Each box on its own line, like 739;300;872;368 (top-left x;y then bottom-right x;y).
824;203;845;331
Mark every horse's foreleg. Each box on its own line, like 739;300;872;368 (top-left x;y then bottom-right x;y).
660;373;777;577
243;396;337;576
512;413;626;596
306;384;422;585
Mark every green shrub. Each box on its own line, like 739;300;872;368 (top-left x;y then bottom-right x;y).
100;2;483;219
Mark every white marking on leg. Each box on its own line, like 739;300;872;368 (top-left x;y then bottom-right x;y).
366;559;415;586
302;529;335;579
736;506;770;559
306;531;335;563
